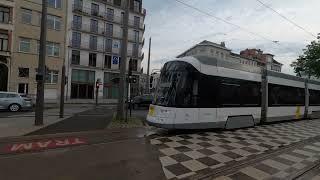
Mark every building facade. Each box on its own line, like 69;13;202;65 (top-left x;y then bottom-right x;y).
65;0;145;101
177;40;283;72
0;0;14;92
9;0;67;101
240;48;282;72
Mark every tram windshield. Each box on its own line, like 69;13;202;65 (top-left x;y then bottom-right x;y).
153;61;198;107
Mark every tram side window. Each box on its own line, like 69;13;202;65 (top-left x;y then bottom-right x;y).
240;83;261;106
220;82;241;107
310;90;320;106
198;75;218;108
269;84;305;106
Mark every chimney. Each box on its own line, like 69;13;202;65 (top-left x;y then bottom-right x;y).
220;42;226;47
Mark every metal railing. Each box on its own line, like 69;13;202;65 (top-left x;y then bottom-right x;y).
72;4;145;30
72;22;105;35
70;40;104;51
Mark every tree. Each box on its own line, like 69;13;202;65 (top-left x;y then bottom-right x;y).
291;34;320;78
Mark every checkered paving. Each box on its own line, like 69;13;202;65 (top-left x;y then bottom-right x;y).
216;141;320;180
150;120;320;179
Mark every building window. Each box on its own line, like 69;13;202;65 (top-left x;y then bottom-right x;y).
121;12;124;24
134;30;139;42
46;42;60;57
114;0;122;6
105;39;112;52
0;7;10;23
134;16;140;28
89;35;97;50
72;50;80;65
89;53;97;67
105;55;111;69
90;19;98;33
91;3;99;16
0;34;8;51
47;15;61;30
106;23;113;37
47;0;62;9
18;68;29;78
73;15;82;29
46;70;59;84
71;69;95;99
129;59;138;71
133;0;140;12
21;9;32;24
19;38;31;52
132;43;138;57
106;8;114;21
74;0;83;10
18;83;29;94
72;32;81;48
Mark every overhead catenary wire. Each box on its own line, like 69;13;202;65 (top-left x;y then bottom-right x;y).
173;0;279;44
254;0;317;38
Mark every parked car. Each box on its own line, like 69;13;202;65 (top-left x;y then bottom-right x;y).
0;92;33;112
131;94;153;109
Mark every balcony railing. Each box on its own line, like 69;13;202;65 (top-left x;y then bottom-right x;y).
70;40;104;51
72;4;145;30
72;22;105;35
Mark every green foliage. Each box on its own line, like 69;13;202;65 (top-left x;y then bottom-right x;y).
291;34;320;77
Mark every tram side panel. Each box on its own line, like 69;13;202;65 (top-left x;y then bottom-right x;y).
308;83;320;118
267;76;306;122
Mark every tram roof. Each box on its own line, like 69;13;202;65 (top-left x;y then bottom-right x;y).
174;55;320;85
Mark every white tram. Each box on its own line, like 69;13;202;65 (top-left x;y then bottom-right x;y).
146;56;320;129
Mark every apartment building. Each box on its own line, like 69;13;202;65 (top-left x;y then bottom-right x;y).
65;0;145;101
0;0;14;92
177;40;283;72
9;0;67;101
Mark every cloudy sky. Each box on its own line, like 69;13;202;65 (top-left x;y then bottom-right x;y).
141;0;319;75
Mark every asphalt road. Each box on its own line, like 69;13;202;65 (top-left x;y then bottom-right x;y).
0;110;32;118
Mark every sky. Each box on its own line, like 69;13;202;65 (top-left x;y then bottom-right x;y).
141;0;320;75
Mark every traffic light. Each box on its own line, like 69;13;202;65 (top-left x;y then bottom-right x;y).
129;77;137;83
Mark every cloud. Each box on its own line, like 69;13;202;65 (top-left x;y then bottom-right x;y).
142;0;320;74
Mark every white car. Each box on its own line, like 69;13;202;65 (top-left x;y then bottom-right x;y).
0;92;33;112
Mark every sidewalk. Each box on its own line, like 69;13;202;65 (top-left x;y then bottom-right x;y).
0;105;93;138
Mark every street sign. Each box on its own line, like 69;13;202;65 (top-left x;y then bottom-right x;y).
112;56;119;64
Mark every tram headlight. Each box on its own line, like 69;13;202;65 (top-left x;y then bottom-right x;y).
148;105;155;117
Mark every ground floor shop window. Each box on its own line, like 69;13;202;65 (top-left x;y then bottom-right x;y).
71;83;94;99
71;69;95;99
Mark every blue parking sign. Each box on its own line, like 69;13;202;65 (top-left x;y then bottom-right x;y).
112;56;119;64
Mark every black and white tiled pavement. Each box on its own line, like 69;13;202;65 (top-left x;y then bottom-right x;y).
150;120;320;179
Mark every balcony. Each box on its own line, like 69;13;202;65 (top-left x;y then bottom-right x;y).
71;22;105;35
72;4;145;30
70;40;104;52
72;5;107;19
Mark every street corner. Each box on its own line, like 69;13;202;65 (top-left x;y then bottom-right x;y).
1;137;88;155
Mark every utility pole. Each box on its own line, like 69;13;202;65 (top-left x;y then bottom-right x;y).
59;65;65;118
35;0;47;126
116;0;130;120
146;37;151;94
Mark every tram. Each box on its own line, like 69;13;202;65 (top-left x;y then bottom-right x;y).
146;55;320;129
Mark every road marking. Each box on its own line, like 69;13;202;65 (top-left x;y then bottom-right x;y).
3;137;87;153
